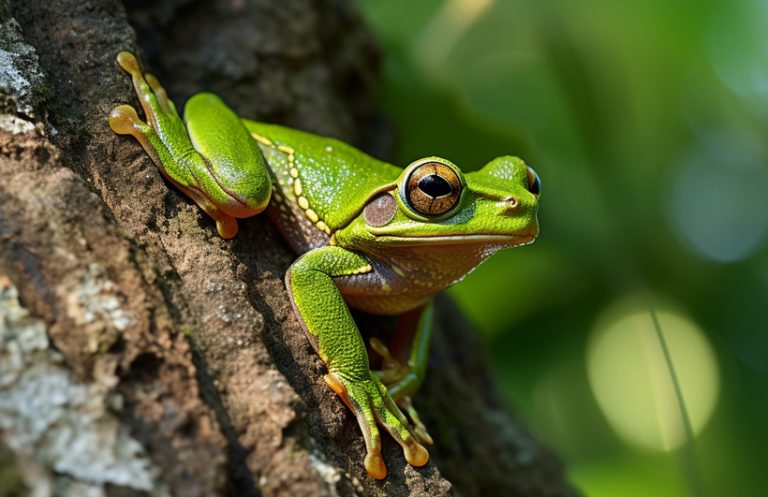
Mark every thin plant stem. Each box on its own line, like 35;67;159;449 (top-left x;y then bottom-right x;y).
648;305;706;497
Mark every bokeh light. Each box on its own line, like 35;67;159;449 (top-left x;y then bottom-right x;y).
413;0;494;73
667;130;768;263
709;0;768;122
587;298;720;452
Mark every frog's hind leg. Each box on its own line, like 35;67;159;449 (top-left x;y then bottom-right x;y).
370;301;435;445
110;51;271;238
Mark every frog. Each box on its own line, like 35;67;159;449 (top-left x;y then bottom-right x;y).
109;51;540;479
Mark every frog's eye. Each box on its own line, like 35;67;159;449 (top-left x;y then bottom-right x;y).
526;166;541;196
404;161;463;216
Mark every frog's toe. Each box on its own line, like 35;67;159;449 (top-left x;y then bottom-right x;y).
116;51;178;129
110;101;175;170
325;372;387;479
399;396;434;446
409;440;430;467
145;73;178;116
370;337;408;384
374;408;429;467
364;450;387;480
109;104;147;136
371;377;430;467
116;52;169;114
116;51;142;78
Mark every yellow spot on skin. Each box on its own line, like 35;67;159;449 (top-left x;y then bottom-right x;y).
305;209;319;223
329;234;337;245
290;168;299;178
392;266;405;277
273;193;283;203
277;144;294;154
298;196;309;210
381;283;391;293
316;220;329;234
294;178;303;197
344;264;371;276
251;133;273;147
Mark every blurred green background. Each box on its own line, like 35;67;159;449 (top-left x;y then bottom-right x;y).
357;0;768;496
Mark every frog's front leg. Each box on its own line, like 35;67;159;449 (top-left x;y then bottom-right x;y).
286;246;429;479
109;52;271;238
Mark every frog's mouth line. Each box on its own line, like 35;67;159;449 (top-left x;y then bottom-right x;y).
371;233;537;246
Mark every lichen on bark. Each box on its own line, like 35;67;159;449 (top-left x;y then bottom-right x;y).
0;276;168;496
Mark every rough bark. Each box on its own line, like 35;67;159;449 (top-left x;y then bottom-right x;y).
0;1;579;496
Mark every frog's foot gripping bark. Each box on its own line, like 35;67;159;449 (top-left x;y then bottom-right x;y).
325;371;429;479
109;51;271;238
370;338;434;446
287;247;430;479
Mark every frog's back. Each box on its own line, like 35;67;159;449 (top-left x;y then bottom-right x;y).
243;120;401;253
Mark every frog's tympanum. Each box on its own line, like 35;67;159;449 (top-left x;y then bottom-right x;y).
110;52;540;479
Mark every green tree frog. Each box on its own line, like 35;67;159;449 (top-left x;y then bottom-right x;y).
109;52;540;479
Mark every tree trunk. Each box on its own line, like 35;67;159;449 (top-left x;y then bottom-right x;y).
0;1;579;496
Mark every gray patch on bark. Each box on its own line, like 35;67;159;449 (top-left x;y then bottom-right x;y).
0;276;168;497
0;1;46;120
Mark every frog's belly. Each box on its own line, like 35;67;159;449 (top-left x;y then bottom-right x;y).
334;268;437;316
333;253;462;315
343;292;430;316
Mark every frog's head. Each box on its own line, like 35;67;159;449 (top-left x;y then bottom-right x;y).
338;156;539;250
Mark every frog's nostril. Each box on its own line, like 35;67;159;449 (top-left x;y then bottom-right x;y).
526;166;541;196
500;197;520;215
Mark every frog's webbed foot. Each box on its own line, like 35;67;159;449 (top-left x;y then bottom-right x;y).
110;51;272;238
110;52;239;238
370;338;434;446
325;371;429;479
109;52;180;151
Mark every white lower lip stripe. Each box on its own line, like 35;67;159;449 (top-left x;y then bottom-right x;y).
372;234;536;245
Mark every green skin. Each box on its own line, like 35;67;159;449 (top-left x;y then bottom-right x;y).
109;52;540;479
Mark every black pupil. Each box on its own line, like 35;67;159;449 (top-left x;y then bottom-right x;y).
418;174;453;198
528;172;541;195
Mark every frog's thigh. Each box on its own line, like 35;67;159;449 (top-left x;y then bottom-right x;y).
183;93;272;218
